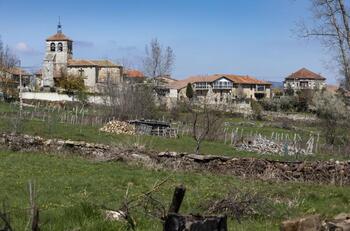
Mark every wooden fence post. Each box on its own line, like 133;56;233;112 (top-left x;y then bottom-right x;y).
168;185;186;214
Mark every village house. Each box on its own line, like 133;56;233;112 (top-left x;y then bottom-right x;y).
39;21;123;92
0;67;33;100
0;67;32;90
123;69;145;83
168;74;271;104
283;68;326;92
1;67;32;86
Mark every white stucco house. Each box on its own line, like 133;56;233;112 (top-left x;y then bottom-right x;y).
38;21;123;92
283;68;326;91
168;74;272;103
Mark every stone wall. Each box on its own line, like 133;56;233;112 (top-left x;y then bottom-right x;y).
21;92;105;104
1;133;350;185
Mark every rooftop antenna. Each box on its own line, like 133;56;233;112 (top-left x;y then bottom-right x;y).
57;16;62;34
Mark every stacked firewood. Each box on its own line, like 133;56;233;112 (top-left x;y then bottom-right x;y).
236;136;309;155
100;120;136;135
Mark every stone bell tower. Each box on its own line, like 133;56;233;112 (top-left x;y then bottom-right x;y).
42;18;73;88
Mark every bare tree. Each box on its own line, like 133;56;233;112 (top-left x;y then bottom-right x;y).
143;38;175;78
99;81;156;120
299;0;350;90
189;102;221;154
312;90;348;144
0;37;19;100
0;38;18;73
236;85;246;101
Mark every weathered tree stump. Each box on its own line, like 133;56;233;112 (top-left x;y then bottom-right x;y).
164;185;228;231
164;213;227;231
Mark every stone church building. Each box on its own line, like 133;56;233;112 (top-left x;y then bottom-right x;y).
40;22;123;92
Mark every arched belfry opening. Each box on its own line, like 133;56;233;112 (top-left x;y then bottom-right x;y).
50;42;55;51
58;42;63;52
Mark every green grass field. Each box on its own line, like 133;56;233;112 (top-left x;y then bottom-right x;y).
1;151;350;230
0;102;349;230
0;101;346;161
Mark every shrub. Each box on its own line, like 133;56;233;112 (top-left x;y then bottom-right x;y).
251;100;263;120
259;98;278;111
285;83;294;96
186;83;194;99
99;83;157;120
278;96;298;112
295;89;314;112
311;91;348;144
56;74;86;95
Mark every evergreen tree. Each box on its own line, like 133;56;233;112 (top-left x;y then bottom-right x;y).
186;83;194;99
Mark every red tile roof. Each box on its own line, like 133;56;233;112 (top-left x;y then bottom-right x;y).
67;59;119;67
124;69;145;78
286;68;326;80
5;67;30;76
222;74;271;85
46;32;72;41
169;74;271;90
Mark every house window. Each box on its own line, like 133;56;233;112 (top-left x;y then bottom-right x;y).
213;80;233;89
58;42;63;52
195;82;208;89
68;42;73;53
256;85;265;91
300;81;309;88
50;43;56;51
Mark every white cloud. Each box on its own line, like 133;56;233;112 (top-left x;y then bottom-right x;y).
15;42;41;55
75;40;94;48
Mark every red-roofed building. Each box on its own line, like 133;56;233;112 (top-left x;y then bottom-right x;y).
168;74;271;102
123;69;145;83
284;68;326;91
0;67;32;86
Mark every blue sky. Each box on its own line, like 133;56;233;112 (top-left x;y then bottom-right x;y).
0;0;338;83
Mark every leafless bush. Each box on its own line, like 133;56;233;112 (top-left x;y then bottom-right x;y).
99;82;156;120
0;201;13;231
205;117;225;142
201;187;273;224
116;135;155;151
112;178;170;230
9;110;24;135
311;91;348;145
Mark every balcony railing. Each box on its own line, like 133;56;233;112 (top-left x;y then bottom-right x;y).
194;85;209;90
213;84;233;89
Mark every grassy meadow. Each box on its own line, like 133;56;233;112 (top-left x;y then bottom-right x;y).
1;151;350;230
0;102;339;161
0;101;350;230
